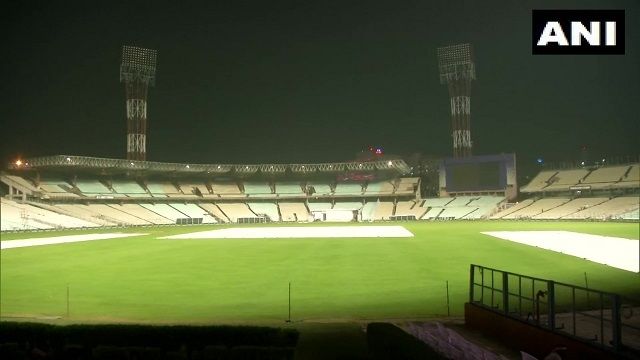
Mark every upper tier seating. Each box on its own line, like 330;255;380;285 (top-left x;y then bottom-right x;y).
307;183;332;196
618;165;639;187
210;182;243;197
75;180;113;195
520;170;557;192
38;179;79;198
582;165;631;188
396;178;419;194
244;182;272;196
364;181;395;195
146;182;182;197
110;180;149;196
275;182;304;197
179;183;210;196
1;175;39;193
333;183;363;196
542;169;590;191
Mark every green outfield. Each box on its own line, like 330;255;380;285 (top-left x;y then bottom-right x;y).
1;221;638;324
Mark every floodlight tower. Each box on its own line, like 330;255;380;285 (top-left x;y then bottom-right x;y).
120;45;157;161
437;43;476;158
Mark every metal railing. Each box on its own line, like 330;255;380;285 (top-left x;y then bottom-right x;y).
469;264;639;352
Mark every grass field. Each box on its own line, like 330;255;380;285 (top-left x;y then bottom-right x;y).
1;221;638;325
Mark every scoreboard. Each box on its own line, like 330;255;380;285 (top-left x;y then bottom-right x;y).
439;154;517;200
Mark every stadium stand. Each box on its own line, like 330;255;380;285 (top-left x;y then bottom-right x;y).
210;182;243;197
307;202;333;212
616;208;639;220
38;178;79;198
198;203;230;223
110;180;150;196
75;179;114;196
360;201;377;221
582;165;631;188
179;182;210;196
216;203;257;222
333;202;363;210
140;204;190;223
373;202;394;220
519;170;557;193
146;182;182;198
333;182;363;196
275;182;304;197
618;165;640;187
542;169;590;191
109;204;173;224
395;201;427;219
1;198;98;230
279;202;309;222
170;203;217;223
422;206;445;220
364;181;395;195
531;197;609;219
422;197;455;207
502;198;570;219
50;204;118;226
565;196;640;220
307;183;332;196
84;204;152;225
437;207;477;220
1;174;39;193
490;199;535;219
247;202;280;221
243;182;273;197
396;178;419;195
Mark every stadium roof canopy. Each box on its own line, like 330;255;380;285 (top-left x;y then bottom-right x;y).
8;155;411;177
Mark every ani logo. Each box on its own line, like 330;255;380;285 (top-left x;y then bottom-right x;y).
532;10;624;55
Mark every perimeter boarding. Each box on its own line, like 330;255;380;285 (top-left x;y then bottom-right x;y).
465;264;640;359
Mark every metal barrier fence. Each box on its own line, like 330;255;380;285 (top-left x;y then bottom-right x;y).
469;264;640;352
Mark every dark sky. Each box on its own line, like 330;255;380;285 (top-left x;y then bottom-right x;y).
1;0;638;167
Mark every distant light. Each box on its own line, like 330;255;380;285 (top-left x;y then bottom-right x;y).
15;160;22;166
581;161;585;166
602;158;606;162
186;165;190;168
387;161;392;166
130;162;135;166
358;163;363;167
217;165;221;169
536;158;544;164
66;157;71;162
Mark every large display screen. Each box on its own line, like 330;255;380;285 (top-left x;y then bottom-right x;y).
442;154;515;192
447;162;502;191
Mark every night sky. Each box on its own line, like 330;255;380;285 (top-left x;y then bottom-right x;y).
2;0;638;168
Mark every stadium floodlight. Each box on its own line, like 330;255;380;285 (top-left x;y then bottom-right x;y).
437;43;476;158
120;45;158;161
